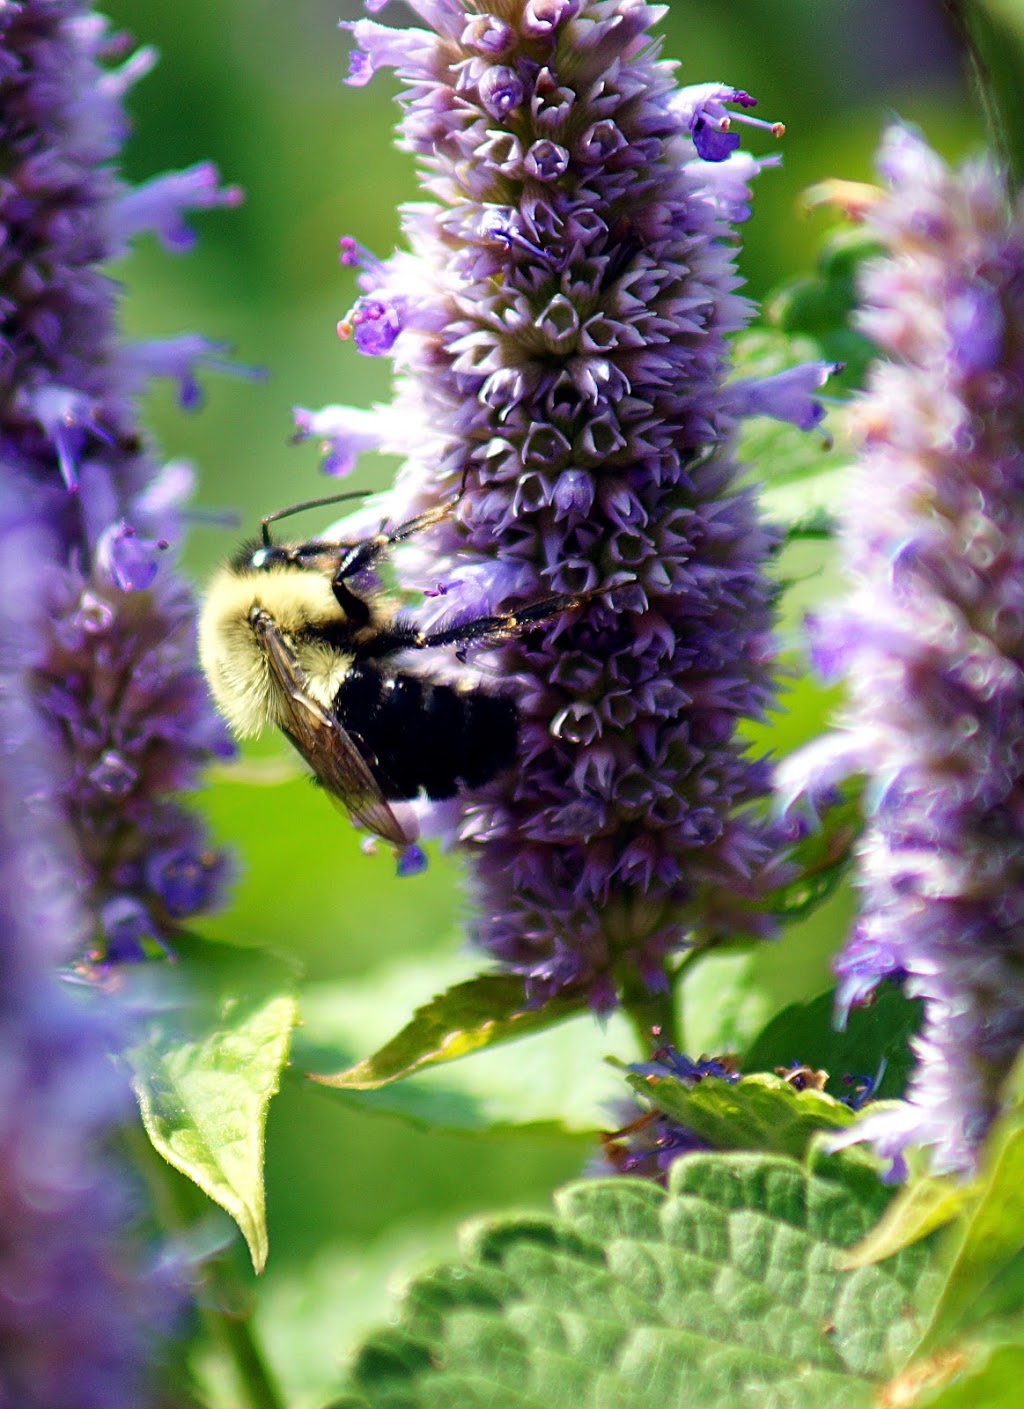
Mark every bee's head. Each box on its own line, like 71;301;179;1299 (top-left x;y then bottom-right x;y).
229;539;342;576
230;540;289;573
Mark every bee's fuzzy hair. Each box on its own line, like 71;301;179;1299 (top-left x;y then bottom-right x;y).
198;565;351;737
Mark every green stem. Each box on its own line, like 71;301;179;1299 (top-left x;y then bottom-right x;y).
125;1127;287;1409
210;1312;287;1409
622;936;736;1058
620;971;680;1056
944;0;1024;189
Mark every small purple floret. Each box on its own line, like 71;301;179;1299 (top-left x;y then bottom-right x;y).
115;160;243;252
397;843;429;877
95;519;169;592
347;297;403;356
674;84;782;164
478;65;524;119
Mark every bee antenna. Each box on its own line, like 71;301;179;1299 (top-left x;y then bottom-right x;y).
261;489;373;547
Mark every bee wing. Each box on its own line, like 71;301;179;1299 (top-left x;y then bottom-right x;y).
254;610;416;848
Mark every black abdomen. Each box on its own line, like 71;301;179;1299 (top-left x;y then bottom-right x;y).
333;665;518;800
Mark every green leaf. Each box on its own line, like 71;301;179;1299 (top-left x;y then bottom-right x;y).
911;1340;1024;1409
919;1106;1024;1352
337;1153;943;1409
626;1070;857;1161
761;471;849;542
767;227;880;385
309;972;588;1089
840;1176;968;1269
742;981;922;1104
292;958;633;1134
760;784;863;925
125;935;299;1272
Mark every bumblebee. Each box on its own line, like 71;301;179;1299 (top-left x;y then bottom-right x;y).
198;492;593;849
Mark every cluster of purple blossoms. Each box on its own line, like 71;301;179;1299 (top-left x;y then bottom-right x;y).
0;0;239;963
788;125;1024;1174
309;0;832;1006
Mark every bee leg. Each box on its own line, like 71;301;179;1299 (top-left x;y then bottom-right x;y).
410;589;599;652
330;500;458;615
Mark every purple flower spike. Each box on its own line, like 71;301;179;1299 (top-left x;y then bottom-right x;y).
799;123;1024;1174
0;0;240;962
336;1;820;1005
0;503;178;1403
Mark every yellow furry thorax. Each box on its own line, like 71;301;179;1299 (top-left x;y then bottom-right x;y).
197;563;347;738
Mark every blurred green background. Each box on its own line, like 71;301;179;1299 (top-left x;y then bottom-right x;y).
99;1;1012;1403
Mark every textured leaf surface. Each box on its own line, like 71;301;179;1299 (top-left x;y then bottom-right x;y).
841;1175;967;1269
308;972;587;1089
626;1070;856;1160
334;1153;941;1409
126;936;298;1272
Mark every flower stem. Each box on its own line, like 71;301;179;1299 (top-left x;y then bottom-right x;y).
943;0;1024;189
211;1309;287;1409
126;1127;287;1409
619;970;681;1056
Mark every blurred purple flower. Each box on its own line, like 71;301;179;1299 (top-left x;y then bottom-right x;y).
0;502;177;1405
319;0;833;1006
0;0;239;962
789;124;1024;1174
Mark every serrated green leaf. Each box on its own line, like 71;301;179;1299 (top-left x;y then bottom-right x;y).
919;1108;1024;1352
840;1176;968;1269
626;1070;856;1161
124;935;298;1272
339;1153;943;1409
309;972;587;1089
742;981;922;1104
